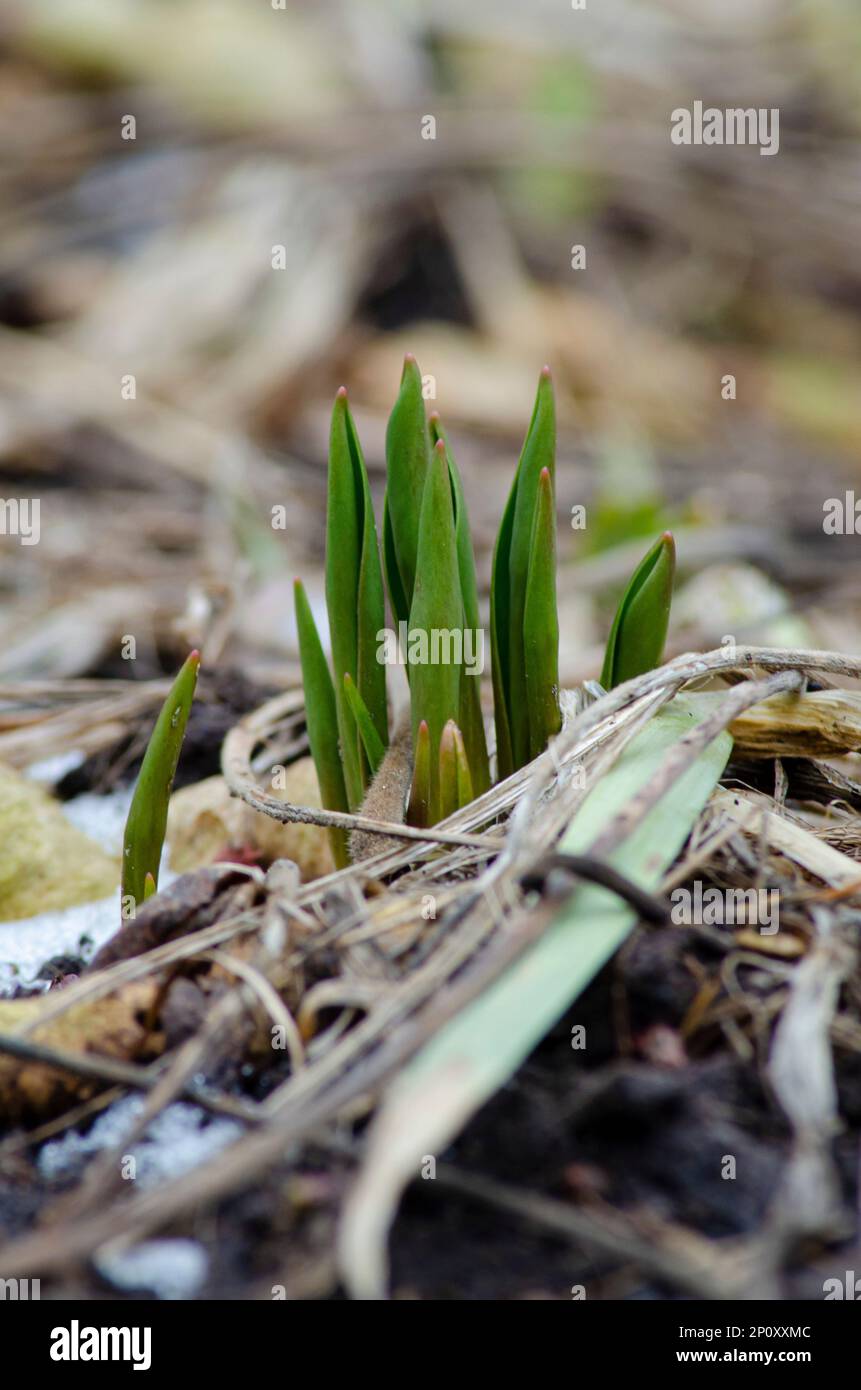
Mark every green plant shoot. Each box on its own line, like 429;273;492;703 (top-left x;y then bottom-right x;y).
600;532;676;689
325;387;388;810
121;649;199;915
490;366;558;777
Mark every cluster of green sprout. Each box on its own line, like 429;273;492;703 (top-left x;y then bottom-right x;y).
121;649;199;916
294;357;675;868
121;359;675;910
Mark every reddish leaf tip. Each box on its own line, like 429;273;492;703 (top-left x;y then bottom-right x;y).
540;364;552;379
336;385;348;400
434;438;446;455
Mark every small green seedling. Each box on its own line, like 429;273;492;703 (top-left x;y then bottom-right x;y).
325;387;388;811
600;532;675;690
121;649;199;915
491;366;559;778
294;579;350;867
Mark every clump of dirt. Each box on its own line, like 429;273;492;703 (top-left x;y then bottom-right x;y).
384;944;804;1300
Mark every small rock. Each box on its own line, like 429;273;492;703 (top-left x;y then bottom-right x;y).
0;762;118;921
167;758;333;881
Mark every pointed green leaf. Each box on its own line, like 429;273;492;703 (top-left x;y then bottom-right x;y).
600;532;676;690
524;466;561;761
429;413;490;797
438;720;459;822
122;650;199;912
406;719;431;828
143;872;157;901
343;672;386;776
326;390;362;808
384;354;430;617
409;441;463;824
506;367;555;769
491;367;555;776
427;414;480;633
326;388;387;809
453;721;474;810
294;580;350;868
355;442;388;758
382;496;410;631
489;487;516;782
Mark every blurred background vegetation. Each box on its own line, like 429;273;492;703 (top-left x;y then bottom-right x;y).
0;0;859;693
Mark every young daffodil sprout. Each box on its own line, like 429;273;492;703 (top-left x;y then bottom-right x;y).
406;440;481;824
294;579;350;867
325;387;389;810
406;718;431;828
383;353;431;626
428;412;490;797
383;357;490;808
600;531;676;689
121;649;199;916
490;366;560;777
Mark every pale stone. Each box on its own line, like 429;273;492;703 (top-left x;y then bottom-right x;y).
0;762;119;921
167;757;333;881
